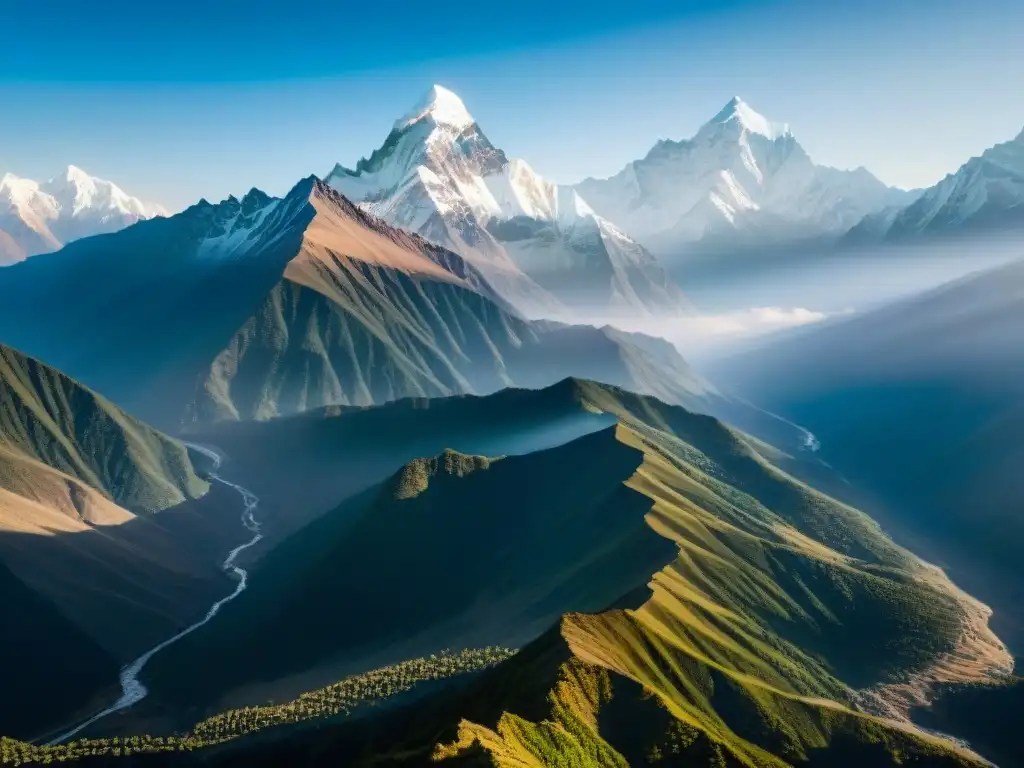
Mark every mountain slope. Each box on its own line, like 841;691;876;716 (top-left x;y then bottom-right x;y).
0;166;164;264
0;343;207;515
186;180;708;425
0;342;218;738
81;379;1009;767
575;97;913;258
0;176;787;445
326;85;688;318
0;180;322;427
846;127;1024;241
708;256;1024;655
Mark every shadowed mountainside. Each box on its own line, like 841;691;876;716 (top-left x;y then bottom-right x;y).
0;342;224;738
0;559;120;741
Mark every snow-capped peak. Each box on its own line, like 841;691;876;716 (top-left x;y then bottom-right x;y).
42;165;163;218
393;84;475;133
63;164;95;185
0;172;22;189
703;96;790;140
0;173;54;219
0;165;167;262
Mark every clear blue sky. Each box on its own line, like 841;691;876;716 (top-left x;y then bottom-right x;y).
2;0;1022;211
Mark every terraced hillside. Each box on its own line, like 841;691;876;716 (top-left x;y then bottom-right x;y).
54;379;1010;767
0;343;216;738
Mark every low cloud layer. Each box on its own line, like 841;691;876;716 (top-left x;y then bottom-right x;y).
683;306;835;336
584;306;853;360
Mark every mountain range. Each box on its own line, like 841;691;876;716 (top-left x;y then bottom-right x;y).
575;97;916;257
3;96;1022;277
0;83;1022;768
326;85;689;318
846;127;1024;242
0;175;805;448
0;165;164;265
10;378;1008;767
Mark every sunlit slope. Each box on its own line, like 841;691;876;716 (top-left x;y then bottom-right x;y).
136;380;1009;767
708;257;1024;650
0;343;208;515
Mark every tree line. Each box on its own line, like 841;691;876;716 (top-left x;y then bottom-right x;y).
1;647;515;765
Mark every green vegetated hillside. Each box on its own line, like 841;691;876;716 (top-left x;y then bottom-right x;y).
38;379;1010;767
708;256;1024;653
0;343;207;514
0;342;217;738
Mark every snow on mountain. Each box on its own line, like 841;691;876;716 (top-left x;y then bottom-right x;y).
574;97;913;258
846;126;1024;242
0;166;165;265
326;85;689;319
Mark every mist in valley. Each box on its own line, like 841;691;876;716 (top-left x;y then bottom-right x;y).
575;233;1024;365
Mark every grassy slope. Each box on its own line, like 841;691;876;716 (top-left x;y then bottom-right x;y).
413;385;1004;767
107;380;1007;767
0;343;208;515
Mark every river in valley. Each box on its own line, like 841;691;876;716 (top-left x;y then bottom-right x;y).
45;444;262;745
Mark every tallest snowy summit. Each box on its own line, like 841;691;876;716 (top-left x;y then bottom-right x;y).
393;84;476;133
705;96;791;140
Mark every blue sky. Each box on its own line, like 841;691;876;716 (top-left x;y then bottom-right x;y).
2;0;1022;211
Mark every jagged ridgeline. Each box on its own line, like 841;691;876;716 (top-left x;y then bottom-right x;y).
5;380;1009;766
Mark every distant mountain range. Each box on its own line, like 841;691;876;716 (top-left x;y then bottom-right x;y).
0;165;165;265
575;97;917;257
326;85;689;318
0;88;1020;766
846;127;1024;243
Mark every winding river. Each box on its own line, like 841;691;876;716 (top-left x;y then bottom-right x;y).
46;444;262;745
